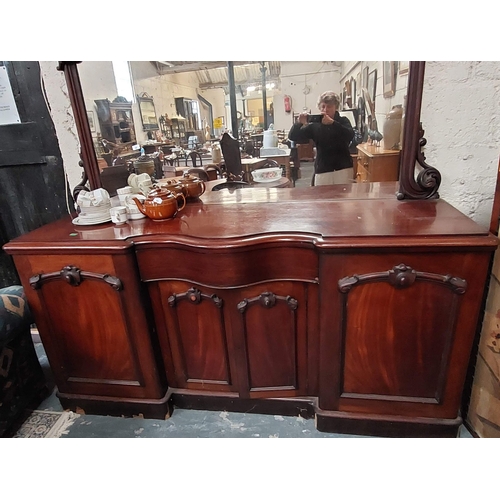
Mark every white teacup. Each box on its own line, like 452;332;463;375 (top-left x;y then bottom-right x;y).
128;173;138;189
128;173;151;193
78;188;111;208
138;180;154;196
131;173;150;187
117;186;133;204
136;173;151;184
117;186;133;196
125;194;146;219
110;206;128;225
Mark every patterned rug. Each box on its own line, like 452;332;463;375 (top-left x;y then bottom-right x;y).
13;410;80;438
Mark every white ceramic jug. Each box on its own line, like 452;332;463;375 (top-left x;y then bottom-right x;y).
263;128;278;148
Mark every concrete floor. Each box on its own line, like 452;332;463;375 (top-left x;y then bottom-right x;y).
294;160;314;188
30;343;473;439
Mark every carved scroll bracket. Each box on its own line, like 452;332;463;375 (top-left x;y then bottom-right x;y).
396;62;442;200
168;287;223;308
338;263;467;295
29;265;123;291
237;291;298;314
397;126;441;200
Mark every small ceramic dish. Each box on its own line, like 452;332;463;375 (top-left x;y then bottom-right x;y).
251;167;282;183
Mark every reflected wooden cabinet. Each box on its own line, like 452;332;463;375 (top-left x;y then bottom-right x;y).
175;97;200;132
297;140;315;161
94;99;136;145
170;118;186;146
356;143;400;182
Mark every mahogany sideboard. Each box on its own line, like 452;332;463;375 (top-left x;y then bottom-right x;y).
4;183;497;437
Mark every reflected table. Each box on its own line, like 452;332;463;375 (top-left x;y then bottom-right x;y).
240;158;268;182
158;176;291;195
259;151;292;184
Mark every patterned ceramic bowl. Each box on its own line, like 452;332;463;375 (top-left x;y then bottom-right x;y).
251;167;282;183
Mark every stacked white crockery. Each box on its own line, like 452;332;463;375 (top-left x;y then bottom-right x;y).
124;194;147;220
73;188;112;226
128;173;153;195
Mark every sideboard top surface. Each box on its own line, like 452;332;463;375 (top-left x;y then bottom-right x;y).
4;184;497;254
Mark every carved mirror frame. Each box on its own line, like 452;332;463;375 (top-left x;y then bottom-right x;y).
137;93;159;132
57;61;441;200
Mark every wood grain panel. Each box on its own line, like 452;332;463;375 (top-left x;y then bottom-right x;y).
14;252;166;400
158;281;233;389
4;198;492;254
233;282;308;396
342;280;458;400
137;245;318;286
317;251;492;420
38;279;141;387
243;296;297;390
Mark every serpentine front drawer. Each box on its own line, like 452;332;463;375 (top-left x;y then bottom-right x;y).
135;243;319;287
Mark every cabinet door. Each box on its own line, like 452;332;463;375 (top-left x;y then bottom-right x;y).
319;252;491;419
151;281;237;392
150;280;312;399
229;281;309;399
16;253;165;400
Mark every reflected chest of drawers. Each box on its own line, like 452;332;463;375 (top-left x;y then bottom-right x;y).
356;143;400;182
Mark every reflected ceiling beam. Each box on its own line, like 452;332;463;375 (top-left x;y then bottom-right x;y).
153;61;258;75
199;78;279;91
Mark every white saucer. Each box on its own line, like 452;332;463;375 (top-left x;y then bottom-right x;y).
77;214;111;221
72;216;112;226
78;206;111;214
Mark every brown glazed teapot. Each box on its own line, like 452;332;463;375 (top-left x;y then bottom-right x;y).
177;172;206;200
161;178;184;196
133;185;186;221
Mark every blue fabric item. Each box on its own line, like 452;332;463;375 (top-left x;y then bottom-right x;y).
0;286;32;343
0;285;45;437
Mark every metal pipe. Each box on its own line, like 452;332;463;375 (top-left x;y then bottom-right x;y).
227;62;238;140
261;62;268;130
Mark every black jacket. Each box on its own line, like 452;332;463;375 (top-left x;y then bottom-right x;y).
288;111;354;174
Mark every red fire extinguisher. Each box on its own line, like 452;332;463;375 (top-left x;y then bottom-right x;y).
284;95;292;113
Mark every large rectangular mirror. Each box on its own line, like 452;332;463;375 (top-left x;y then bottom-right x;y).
70;61;432;197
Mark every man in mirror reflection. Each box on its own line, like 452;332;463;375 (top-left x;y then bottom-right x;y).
288;91;354;186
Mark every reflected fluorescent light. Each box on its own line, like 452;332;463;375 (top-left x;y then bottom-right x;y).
266;83;275;89
247;86;256;92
